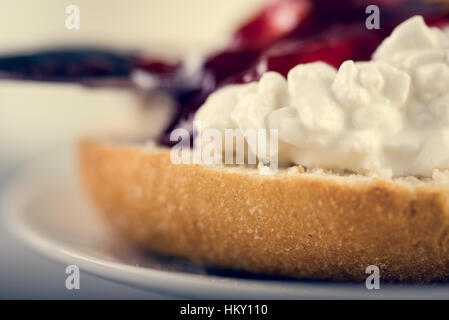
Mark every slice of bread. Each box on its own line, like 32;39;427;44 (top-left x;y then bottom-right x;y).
79;138;449;283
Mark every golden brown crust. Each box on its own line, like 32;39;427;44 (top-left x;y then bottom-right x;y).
79;138;449;283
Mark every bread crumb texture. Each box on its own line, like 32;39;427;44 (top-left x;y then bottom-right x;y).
79;139;449;283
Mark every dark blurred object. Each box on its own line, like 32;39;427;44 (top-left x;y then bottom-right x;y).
0;49;137;86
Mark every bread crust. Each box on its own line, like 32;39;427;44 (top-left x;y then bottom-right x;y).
79;139;449;283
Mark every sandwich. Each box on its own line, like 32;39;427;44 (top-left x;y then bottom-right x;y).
80;6;449;282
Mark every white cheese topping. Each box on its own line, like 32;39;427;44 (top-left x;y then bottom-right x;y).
194;16;449;177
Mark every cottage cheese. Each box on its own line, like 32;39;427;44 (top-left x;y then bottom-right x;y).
194;16;449;177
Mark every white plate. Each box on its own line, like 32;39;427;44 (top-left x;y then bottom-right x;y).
3;148;449;299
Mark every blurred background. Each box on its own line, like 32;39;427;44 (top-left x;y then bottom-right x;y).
0;0;269;173
0;0;268;54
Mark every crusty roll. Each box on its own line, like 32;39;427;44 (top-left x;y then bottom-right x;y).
79;138;449;283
